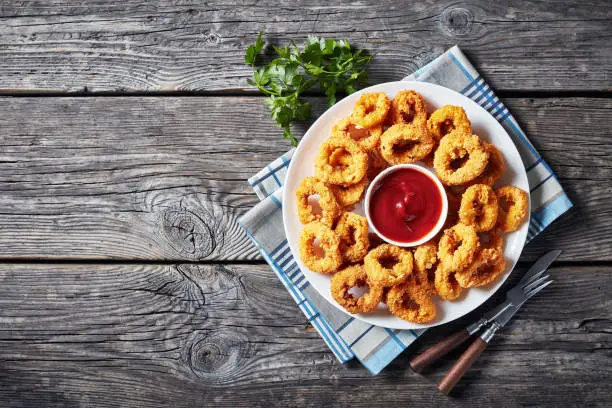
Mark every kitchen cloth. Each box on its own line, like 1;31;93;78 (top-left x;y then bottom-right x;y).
238;45;573;375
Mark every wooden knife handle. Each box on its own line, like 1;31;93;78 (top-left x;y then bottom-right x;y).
437;337;488;395
410;329;471;373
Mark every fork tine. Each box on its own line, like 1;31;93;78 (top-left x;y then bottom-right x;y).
523;275;550;294
520;268;549;287
518;250;562;286
525;280;554;299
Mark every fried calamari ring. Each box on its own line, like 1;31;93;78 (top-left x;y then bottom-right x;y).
496;186;529;232
331;264;383;313
351;92;391;129
427;105;471;141
434;264;462;300
335;212;369;264
299;222;342;274
437;223;479;272
332;117;382;152
387;283;436;323
480;229;503;252
456;247;506;288
413;242;438;295
330;177;368;208
468;142;505;187
367;150;388;180
459;184;499;232
364;244;414;287
389;90;428;126
296;177;341;227
315;137;368;186
433;131;489;185
380;123;435;164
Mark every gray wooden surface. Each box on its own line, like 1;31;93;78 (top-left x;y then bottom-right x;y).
1;1;611;407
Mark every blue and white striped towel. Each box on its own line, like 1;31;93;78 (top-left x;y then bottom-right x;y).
238;45;573;375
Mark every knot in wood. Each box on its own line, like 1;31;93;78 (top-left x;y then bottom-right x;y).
186;330;249;381
441;7;474;36
205;32;221;45
162;206;216;260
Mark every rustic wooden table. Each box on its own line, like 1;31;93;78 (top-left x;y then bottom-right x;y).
0;1;610;407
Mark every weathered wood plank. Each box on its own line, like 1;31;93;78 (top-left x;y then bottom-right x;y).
0;1;610;92
0;263;609;407
0;96;610;261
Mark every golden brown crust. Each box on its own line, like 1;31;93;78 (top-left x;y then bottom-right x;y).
389;90;428;127
459;184;499;232
331;265;383;313
387;282;436;323
335;212;370;264
496;186;529;232
437;223;480;273
413;242;439;295
380;123;435;165
332;117;382;152
467;142;505;187
427;105;471;141
330;177;369;208
364;244;414;287
299;222;342;274
351;92;391;129
433;130;489;185
296;177;341;227
315;136;368;186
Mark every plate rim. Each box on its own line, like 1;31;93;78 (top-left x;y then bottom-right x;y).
282;80;530;330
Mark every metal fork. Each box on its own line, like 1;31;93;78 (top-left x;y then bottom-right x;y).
409;250;560;393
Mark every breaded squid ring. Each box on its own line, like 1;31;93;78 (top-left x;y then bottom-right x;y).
459;184;499;232
389;90;428;126
380;123;435;165
331;264;383;313
296;177;341;227
364;244;414;287
330;177;369;208
434;264;462;300
332;117;382;152
335;212;370;264
455;247;506;288
351;92;391;129
387;283;436;323
427;105;472;141
468;142;505;187
299;222;342;274
413;242;439;295
433;130;489;185
496;186;529;232
480;229;503;252
315;137;368;186
437;223;479;273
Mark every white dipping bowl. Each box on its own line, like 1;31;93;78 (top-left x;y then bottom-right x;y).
364;164;448;247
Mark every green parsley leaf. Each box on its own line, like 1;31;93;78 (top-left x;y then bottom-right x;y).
244;31;265;66
244;31;372;145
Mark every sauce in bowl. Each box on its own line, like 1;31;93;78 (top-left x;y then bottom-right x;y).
367;165;447;246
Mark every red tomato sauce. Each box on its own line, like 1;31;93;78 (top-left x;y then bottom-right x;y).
369;168;443;243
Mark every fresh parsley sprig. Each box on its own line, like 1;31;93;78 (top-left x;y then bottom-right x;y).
245;31;372;146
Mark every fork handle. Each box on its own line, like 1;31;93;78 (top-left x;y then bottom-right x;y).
409;329;471;373
438;337;488;395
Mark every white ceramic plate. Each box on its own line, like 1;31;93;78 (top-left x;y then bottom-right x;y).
282;81;530;330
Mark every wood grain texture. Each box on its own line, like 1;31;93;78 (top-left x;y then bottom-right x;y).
0;0;610;92
0;96;610;261
0;262;609;407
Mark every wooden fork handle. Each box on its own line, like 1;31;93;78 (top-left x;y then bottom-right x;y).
438;337;488;395
410;329;471;373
